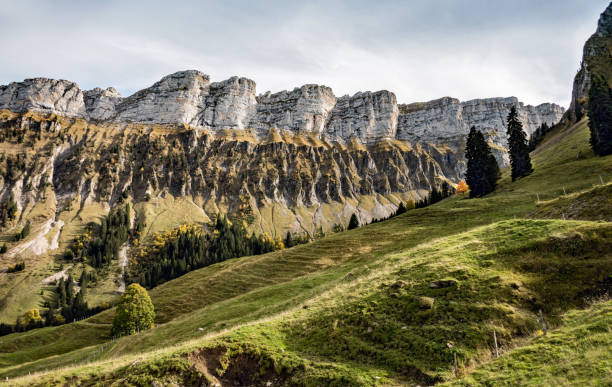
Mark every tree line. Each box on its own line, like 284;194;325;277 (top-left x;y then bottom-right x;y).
128;217;290;288
465;106;534;197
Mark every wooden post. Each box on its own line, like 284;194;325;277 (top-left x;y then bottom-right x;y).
563;186;566;195
536;193;540;202
600;175;604;185
493;330;499;358
538;309;547;336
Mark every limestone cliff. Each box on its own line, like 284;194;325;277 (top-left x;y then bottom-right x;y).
0;70;564;236
0;71;564;152
569;2;612;122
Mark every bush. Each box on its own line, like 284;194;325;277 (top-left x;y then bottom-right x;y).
14;221;31;241
7;261;25;273
111;283;155;336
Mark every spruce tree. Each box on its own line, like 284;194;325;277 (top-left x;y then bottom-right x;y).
506;106;533;181
348;213;359;230
465;127;500;198
588;75;612;156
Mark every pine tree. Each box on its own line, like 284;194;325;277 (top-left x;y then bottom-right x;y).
284;232;293;248
588;75;612;156
506;106;533;181
348;213;359;230
465;127;500;198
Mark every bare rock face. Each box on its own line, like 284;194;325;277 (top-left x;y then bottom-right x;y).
325;91;399;143
0;70;565;172
569;2;612;122
253;85;336;134
0;70;565;153
0;78;86;117
84;87;123;121
195;76;257;130
114;70;211;124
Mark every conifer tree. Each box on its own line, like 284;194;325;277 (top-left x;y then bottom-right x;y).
465;127;500;198
588;75;612;156
506;106;533;180
348;213;359;230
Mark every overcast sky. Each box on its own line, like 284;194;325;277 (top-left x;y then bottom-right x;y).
0;0;609;107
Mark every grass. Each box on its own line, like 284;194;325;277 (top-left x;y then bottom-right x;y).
447;299;612;386
531;182;612;221
0;117;611;385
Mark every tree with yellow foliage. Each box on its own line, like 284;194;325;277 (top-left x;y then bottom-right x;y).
455;181;469;195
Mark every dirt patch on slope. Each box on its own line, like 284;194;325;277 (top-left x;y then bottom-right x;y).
189;346;293;387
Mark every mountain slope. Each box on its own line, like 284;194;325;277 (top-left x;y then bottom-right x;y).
1;114;610;385
448;299;612;386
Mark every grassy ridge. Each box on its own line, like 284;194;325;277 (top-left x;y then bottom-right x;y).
1;117;611;385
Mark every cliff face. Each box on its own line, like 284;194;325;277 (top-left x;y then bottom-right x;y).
398;97;564;167
0;70;564;235
0;71;564;149
569;2;612;121
0;111;459;236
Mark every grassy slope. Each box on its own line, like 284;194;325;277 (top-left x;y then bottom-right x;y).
448;299;612;386
0;118;611;385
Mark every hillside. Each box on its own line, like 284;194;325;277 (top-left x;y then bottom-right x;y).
1;113;610;385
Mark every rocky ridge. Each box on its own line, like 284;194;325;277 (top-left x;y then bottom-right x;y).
0;68;564;236
0;71;564;152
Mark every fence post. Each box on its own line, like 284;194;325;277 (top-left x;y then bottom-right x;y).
493;330;499;358
538;309;547;336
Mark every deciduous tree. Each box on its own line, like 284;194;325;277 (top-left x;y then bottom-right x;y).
111;283;155;336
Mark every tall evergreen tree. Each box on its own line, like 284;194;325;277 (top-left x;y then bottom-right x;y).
465;127;500;198
347;213;359;230
506;106;533;181
588;75;612;156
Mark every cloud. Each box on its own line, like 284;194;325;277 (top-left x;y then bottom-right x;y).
0;0;609;107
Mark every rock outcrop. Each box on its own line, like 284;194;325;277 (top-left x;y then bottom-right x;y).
569;2;612;122
84;87;123;121
114;70;211;124
0;78;86;117
326;91;399;143
254;85;336;134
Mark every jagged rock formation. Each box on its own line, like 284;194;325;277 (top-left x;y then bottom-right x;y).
0;69;564;235
569;2;612;122
254;85;336;134
0;71;564;149
0;111;458;236
0;78;86;117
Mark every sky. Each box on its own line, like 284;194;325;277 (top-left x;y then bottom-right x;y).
0;0;609;108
